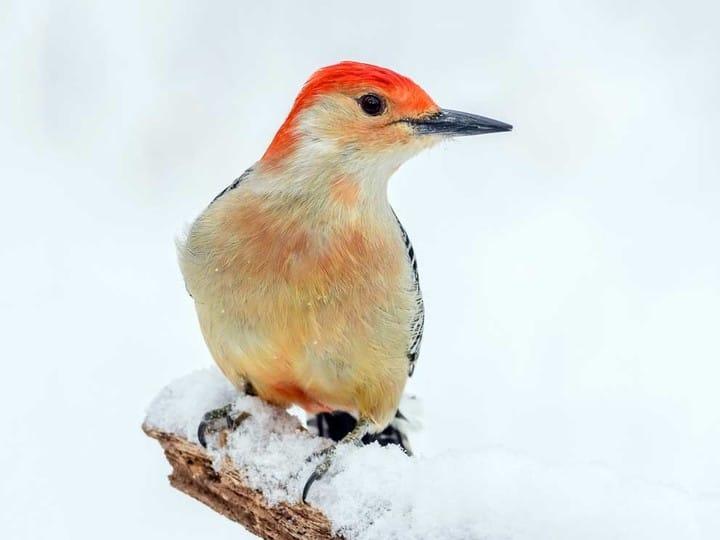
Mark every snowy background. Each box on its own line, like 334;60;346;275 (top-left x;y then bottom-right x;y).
1;1;719;538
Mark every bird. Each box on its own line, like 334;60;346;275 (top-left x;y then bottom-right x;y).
177;61;512;501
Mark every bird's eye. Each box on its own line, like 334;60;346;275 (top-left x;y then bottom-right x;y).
358;94;386;116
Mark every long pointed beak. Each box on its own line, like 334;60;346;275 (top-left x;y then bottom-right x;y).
408;108;512;136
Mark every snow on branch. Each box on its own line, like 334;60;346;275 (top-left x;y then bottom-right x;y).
142;425;336;539
143;369;708;540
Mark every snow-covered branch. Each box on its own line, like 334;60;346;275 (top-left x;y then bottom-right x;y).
142;424;336;539
143;369;709;540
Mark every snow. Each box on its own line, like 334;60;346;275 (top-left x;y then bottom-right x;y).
146;368;719;540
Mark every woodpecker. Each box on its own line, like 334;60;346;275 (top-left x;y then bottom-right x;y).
178;61;512;501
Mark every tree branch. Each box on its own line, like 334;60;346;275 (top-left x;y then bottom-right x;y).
142;424;338;540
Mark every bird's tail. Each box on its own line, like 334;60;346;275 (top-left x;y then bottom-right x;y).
307;394;422;456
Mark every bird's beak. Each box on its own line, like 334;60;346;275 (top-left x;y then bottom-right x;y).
408;108;513;136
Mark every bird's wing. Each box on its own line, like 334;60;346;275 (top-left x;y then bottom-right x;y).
183;166;255;299
392;209;424;377
210;166;254;204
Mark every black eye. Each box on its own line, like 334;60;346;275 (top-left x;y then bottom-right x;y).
359;94;385;116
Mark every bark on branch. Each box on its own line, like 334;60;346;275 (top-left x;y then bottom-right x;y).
142;424;338;540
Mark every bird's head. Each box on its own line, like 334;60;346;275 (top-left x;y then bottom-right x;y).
261;61;511;177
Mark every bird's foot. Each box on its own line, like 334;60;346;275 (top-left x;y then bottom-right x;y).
197;404;250;448
302;445;337;503
302;417;371;503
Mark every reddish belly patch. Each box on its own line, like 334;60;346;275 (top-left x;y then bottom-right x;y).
272;383;333;414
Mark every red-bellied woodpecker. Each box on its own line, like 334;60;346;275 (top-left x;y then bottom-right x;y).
178;61;512;501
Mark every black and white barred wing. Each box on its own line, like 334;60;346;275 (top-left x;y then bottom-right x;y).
393;210;424;377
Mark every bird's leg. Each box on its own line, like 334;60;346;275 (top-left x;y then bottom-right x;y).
197;380;256;448
197;405;250;448
302;416;372;502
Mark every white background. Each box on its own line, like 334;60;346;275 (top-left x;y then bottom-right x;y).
1;1;719;538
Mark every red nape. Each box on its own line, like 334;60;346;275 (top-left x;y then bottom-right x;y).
261;61;438;163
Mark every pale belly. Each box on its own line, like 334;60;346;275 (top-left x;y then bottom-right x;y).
194;276;413;428
180;191;417;429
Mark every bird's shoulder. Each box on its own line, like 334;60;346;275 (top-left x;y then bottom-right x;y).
210;166;255;205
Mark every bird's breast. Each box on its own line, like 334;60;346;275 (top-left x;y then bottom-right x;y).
181;191;415;425
239;201;400;285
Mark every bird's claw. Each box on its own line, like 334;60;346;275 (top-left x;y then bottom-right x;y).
302;447;336;503
197;404;249;448
302;417;371;503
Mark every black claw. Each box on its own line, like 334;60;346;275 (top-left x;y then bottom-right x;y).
302;470;321;503
198;421;210;448
301;418;370;503
197;406;249;449
302;446;334;502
